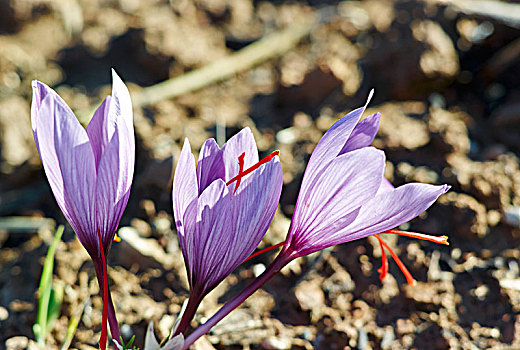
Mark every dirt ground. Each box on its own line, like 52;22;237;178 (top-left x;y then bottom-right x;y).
1;0;520;349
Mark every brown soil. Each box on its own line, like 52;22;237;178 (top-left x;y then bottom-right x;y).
1;0;520;349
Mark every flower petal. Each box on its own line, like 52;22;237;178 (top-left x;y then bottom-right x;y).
301;93;373;197
36;94;97;254
218;156;283;279
221;127;259;192
377;177;395;195
86;96;111;168
173;139;199;242
197;138;225;194
339;112;381;154
90;72;134;248
183;179;232;294
95;124;133;248
287;147;385;255
341;183;451;242
31;80;74;153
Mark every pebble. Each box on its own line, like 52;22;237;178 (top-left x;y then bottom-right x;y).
381;328;395;349
5;337;29;350
357;328;368;350
252;263;266;277
503;207;520;227
261;336;291;349
276;127;298;145
0;306;8;321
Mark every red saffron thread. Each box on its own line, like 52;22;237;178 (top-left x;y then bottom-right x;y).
383;229;449;245
374;234;389;281
244;241;285;262
96;229;108;350
376;236;416;285
226;150;279;193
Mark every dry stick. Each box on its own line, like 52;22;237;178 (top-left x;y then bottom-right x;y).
133;16;319;108
77;15;318;123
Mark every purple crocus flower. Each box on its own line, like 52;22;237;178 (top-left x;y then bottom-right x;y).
172;128;283;334
31;69;134;344
279;92;450;272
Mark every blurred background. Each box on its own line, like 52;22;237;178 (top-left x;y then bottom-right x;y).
1;0;520;348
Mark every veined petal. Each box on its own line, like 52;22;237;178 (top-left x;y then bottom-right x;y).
183;179;232;294
340;183;450;242
86;70;133;168
301;93;373;197
86;96;111;168
173;139;198;244
221;127;259;192
109;70;134;152
36;95;97;254
218;156;283;279
377;177;395;195
31;80;75;153
95;123;134;248
339;112;381;154
287;147;385;254
197;138;224;193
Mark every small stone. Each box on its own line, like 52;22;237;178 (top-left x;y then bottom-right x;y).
0;306;9;321
252;263;266;277
381;327;395;349
6;336;29;349
276;127;298;145
294;280;324;311
261;337;291;350
504;207;520;227
357;328;368;350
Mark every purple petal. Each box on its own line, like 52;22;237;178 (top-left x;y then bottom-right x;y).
287;147;385;255
218;156;283;279
339;183;450;242
377;177;395;195
31;80;75;153
339;112;381;154
301;93;373;197
182;179;232;293
36;94;97;254
107;70;134;148
172;139;198;243
197;138;224;194
86;96;111;168
95;123;134;247
88;71;134;247
221;127;259;192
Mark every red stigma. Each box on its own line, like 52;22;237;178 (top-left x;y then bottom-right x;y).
96;229;108;350
374;230;449;285
374;234;389;281
226;150;279;194
244;241;285;262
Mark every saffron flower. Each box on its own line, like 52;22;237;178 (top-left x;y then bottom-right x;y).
172;128;283;334
31;69;134;345
279;92;450;280
180;94;450;349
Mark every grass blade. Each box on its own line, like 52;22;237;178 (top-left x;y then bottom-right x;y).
34;225;64;344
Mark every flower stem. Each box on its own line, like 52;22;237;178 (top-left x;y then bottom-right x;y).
173;292;203;336
182;253;290;349
93;259;122;344
96;232;108;350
